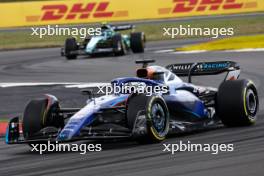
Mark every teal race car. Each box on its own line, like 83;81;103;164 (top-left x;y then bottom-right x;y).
61;24;146;60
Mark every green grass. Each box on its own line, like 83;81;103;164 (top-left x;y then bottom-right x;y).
178;35;264;51
0;31;65;50
1;15;264;50
137;15;264;41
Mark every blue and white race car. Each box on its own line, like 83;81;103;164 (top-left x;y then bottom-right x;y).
6;60;259;144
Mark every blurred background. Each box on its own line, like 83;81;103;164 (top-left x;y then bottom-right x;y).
0;1;264;176
0;0;264;50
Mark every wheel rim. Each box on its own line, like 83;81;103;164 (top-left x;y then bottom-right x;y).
151;102;166;134
246;89;257;116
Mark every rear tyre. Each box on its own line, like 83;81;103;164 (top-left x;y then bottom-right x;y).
130;32;145;53
65;37;78;60
127;94;169;143
113;34;125;56
217;79;258;127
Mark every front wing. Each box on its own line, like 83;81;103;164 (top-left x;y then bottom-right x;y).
5;111;148;144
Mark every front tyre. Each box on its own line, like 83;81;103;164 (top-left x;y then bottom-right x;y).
217;79;259;127
23;96;63;140
23;99;48;139
127;94;169;143
64;37;78;60
113;34;126;56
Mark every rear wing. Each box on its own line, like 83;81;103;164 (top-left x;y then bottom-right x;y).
166;61;240;83
112;24;135;31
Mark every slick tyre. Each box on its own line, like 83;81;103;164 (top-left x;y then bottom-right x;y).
217;79;259;127
130;32;145;53
23;99;48;140
65;37;78;60
127;94;169;143
23;98;62;140
113;34;125;56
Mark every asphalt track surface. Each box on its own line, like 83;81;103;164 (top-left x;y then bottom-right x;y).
0;39;263;176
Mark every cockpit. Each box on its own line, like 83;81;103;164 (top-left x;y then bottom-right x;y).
101;24;114;38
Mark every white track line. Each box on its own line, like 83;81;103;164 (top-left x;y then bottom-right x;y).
65;83;110;88
0;82;108;88
173;50;207;54
155;48;264;54
172;48;264;54
154;49;174;53
0;82;76;88
223;48;264;52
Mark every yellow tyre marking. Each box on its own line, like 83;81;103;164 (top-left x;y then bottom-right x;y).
150;127;165;141
148;96;166;141
243;87;248;116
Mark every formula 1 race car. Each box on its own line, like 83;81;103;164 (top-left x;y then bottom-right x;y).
61;24;146;60
6;60;259;145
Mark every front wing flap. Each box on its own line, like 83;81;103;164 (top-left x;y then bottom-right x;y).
5;112;148;144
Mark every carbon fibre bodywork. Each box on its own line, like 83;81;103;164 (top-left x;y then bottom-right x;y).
61;24;145;58
6;61;242;144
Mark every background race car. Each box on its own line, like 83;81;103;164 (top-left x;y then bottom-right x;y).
61;24;146;60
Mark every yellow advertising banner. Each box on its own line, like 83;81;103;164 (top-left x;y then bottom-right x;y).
0;0;263;28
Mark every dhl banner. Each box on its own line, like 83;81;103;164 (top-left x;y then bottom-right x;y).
0;0;263;28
